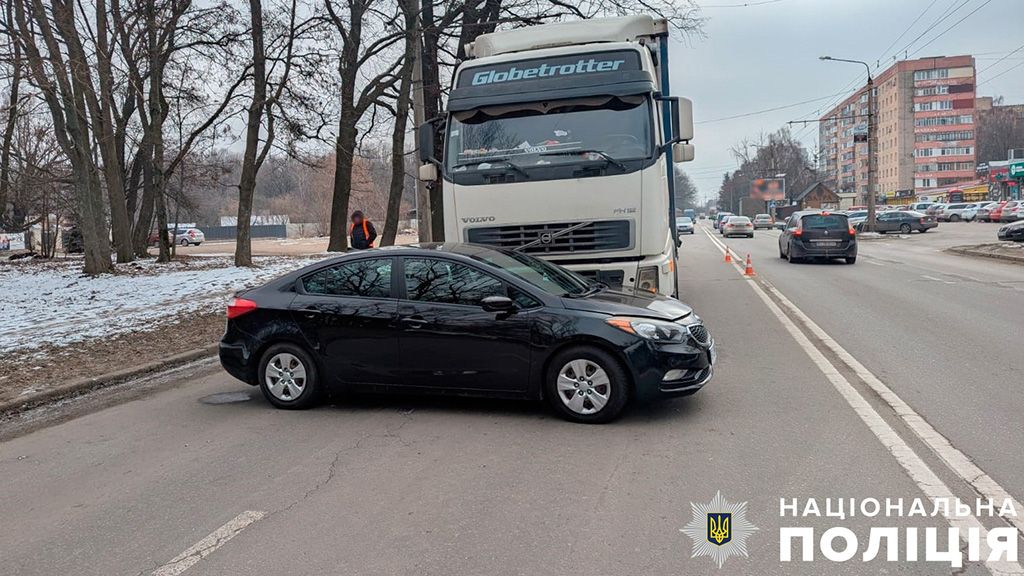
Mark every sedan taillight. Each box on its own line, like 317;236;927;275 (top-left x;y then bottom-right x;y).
227;297;258;319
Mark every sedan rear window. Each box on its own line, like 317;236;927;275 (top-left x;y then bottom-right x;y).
801;214;848;229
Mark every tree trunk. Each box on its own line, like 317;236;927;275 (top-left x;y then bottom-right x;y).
381;13;415;247
327;118;358;251
0;1;21;227
420;0;444;241
235;0;268;267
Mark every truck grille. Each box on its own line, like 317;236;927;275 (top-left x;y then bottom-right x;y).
465;220;631;255
575;269;625;288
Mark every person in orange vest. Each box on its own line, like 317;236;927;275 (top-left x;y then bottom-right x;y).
349;210;377;249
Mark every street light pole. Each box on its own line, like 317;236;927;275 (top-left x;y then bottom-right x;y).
820;56;876;232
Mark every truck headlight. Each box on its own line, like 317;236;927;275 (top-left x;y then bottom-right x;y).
637;266;659;293
606;316;685;343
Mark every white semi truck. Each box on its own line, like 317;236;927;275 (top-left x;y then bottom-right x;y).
417;15;695;297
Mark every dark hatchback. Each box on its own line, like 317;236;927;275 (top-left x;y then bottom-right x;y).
862;210;936;234
998;220;1024;242
219;244;714;423
778;211;857;264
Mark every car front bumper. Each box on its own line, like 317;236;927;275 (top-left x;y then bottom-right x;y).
624;336;716;401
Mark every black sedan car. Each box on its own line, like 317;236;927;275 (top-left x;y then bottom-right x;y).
998;220;1024;242
859;210;937;234
220;244;714;423
778;211;857;264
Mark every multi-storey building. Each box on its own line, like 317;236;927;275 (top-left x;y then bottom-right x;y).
819;55;977;202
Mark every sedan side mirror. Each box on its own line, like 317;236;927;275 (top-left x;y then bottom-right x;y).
481;295;515;313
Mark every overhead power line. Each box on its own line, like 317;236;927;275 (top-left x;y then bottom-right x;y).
893;0;972;59
701;0;786;7
695;91;850;124
873;0;941;67
908;0;993;58
977;42;1024;75
978;59;1024;88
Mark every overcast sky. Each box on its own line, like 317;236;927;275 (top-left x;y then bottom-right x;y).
670;0;1024;203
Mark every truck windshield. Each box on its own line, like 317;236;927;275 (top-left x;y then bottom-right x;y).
446;95;653;179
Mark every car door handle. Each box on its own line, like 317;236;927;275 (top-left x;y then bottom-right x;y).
298;307;322;318
400;316;428;328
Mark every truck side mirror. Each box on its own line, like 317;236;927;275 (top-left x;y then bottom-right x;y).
418;163;438;182
417;122;436;163
672;142;695;163
674;97;694;142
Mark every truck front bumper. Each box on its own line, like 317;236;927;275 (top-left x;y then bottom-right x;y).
560;250;676;297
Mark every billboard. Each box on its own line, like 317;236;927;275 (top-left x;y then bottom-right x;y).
751;178;785;201
0;232;26;251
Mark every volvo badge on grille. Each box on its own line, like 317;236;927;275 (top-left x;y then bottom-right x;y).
539;232;553;244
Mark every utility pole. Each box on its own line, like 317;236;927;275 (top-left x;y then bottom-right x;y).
410;17;431;243
820;56;876;231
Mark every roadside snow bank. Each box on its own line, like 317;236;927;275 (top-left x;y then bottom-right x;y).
0;256;315;354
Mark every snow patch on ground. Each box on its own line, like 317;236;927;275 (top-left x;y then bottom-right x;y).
0;256;316;354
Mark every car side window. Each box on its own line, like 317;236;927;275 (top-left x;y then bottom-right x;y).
404;258;504;306
509;286;542;309
302;258;392;298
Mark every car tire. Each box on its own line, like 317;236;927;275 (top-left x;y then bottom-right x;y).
258;343;321;410
950;214;961;222
845;256;857;264
545;346;629;424
779;245;786;259
787;243;801;263
179;238;189;246
900;223;912;234
920;227;929;233
748;234;754;238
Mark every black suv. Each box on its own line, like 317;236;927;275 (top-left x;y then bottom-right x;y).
778;211;857;264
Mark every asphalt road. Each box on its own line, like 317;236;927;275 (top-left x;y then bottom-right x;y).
1;219;1021;575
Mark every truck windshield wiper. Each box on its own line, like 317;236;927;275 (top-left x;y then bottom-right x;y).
539;149;627;171
452;157;529;178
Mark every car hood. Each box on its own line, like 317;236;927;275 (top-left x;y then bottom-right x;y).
561;289;694;321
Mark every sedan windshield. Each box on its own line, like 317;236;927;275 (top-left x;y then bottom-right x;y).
475;249;592;297
446;96;652;176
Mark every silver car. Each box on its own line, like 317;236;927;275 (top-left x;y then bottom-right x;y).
752;214;774;230
675;216;695;235
722;216;754;238
170;227;205;246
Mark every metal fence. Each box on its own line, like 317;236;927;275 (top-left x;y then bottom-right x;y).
200;224;287;241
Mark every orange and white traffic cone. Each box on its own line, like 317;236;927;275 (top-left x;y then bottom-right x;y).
724;248;732;263
744;254;756;277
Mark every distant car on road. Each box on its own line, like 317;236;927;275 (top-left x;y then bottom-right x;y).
999;200;1024;223
976;201;1006;222
675;216;694;235
998;220;1024;242
752;214;773;230
722;216;754;238
713;212;734;230
778;211;857;264
864;210;936;234
172;227;205;246
219;243;716;423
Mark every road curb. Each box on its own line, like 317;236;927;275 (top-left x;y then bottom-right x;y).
946;245;1024;264
0;345;219;414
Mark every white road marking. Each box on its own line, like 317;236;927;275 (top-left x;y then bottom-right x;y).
921;274;956;284
700;227;1024;574
152;511;265;576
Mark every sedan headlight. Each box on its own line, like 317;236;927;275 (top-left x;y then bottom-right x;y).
607;316;686;343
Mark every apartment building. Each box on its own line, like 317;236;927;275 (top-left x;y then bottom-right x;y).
819;55;977;202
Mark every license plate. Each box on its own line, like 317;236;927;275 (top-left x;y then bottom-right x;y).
815;241;839;247
708;344;717;365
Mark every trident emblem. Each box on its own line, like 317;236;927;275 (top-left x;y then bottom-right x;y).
707;513;731;546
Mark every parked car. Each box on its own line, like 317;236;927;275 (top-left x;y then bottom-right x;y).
988;201;1009;222
171;227;205;246
779;211;857;264
926;204;947;218
752;214;774;230
675;216;695;235
908;202;934;212
713;212;734;230
846;210;868;228
938;203;974;222
864;210;936;234
722;216;754;238
219;243;716;423
999;200;1024;223
976;201;1006;222
998;220;1024;242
